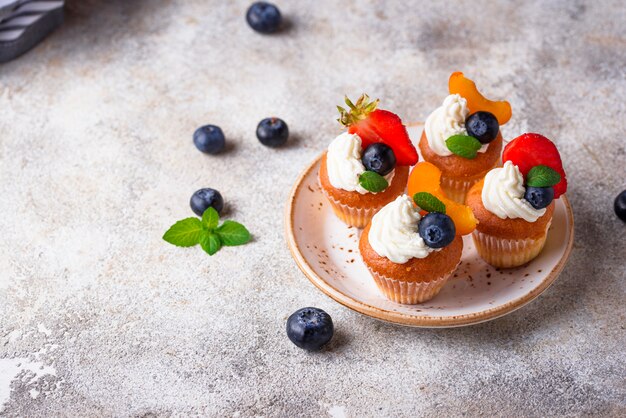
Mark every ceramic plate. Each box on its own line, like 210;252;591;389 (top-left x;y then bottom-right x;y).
284;124;574;327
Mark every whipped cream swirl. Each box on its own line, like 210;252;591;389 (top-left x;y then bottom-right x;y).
481;161;546;222
327;132;394;194
368;195;437;264
424;94;488;157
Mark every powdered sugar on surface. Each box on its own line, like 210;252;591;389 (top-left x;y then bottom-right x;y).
0;358;56;413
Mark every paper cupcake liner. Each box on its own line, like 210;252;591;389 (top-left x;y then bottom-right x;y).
472;221;551;268
367;268;453;305
440;174;483;204
320;188;383;229
439;160;501;204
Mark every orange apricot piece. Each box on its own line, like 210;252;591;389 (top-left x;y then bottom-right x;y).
448;72;512;125
407;162;478;235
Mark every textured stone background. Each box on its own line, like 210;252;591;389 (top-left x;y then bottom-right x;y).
1;0;625;416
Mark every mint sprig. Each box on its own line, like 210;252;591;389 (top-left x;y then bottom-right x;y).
445;134;482;159
359;171;388;193
526;165;561;188
163;207;251;256
413;192;446;214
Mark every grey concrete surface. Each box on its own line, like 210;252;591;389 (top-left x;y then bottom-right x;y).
0;0;625;416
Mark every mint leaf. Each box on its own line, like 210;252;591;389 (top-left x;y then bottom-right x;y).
216;220;251;246
413;192;446;214
202;207;219;230
163;218;203;247
445;134;482;159
199;231;222;255
358;171;388;193
526;165;561;188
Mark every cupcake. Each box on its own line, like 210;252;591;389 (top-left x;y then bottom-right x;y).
359;195;462;304
418;72;512;203
466;133;568;268
319;94;419;228
359;163;477;304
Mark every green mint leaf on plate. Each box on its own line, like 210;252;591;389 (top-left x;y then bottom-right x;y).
163;217;203;247
199;231;222;255
445;134;482;159
216;220;251;246
202;207;219;230
358;171;388;193
526;165;561;188
413;192;446;214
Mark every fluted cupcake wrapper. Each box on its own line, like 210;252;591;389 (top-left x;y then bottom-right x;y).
320;188;383;229
472;221;551;268
367;268;453;304
440;175;481;204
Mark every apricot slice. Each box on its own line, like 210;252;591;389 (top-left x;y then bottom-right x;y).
449;72;512;125
407;162;477;235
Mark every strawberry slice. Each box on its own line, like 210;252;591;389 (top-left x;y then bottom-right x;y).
502;133;567;198
337;94;418;166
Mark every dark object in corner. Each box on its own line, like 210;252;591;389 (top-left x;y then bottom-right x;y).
0;1;64;64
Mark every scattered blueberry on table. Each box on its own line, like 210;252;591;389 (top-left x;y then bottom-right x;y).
524;186;554;210
193;125;225;154
190;188;224;216
286;307;334;351
256;117;289;147
246;2;282;34
465;111;499;144
362;143;396;176
614;190;626;222
418;212;456;249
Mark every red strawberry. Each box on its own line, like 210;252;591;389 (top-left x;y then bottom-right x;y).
502;133;567;198
337;94;418;166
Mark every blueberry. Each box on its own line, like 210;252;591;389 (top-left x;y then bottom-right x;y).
193;125;225;154
361;143;396;176
246;2;282;34
524;186;554;210
418;212;456;249
466;111;499;144
286;307;333;351
256;117;289;147
614;190;626;222
190;188;224;216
